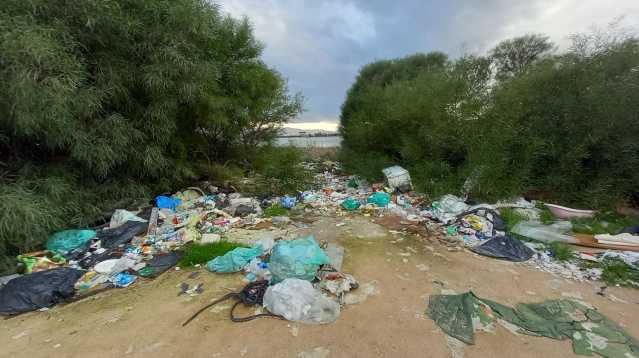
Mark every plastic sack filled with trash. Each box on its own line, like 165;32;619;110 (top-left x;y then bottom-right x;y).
263;278;340;324
269;236;330;283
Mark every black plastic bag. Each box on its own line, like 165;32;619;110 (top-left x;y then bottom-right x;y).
0;268;84;315
471;235;533;262
141;252;182;278
97;221;148;249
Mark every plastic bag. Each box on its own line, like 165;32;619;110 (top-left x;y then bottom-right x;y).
367;192;391;208
269;236;330;283
156;196;182;211
341;198;360;211
280;196;297;209
470;235;534;262
263;278;340;324
109;209;146;229
512;221;577;244
46;229;96;254
431;195;469;224
0;268;84;315
206;245;263;273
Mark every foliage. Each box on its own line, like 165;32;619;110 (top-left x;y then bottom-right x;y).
0;0;301;274
178;242;246;267
571;212;639;235
499;208;526;232
547;242;574;262
340;27;639;208
254;146;311;194
599;258;639;287
262;205;289;218
489;34;554;80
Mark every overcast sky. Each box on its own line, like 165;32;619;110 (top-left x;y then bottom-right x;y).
220;1;639;130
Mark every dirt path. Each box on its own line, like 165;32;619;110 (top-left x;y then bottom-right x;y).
2;215;639;358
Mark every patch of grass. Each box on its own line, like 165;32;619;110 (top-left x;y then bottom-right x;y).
500;208;526;232
600;258;639;287
262;205;289;217
547;242;574;262
178;242;246;267
571;212;639;235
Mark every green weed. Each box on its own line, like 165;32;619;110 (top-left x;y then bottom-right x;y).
178;242;246;267
571;212;639;235
500;208;526;232
262;205;289;217
547;242;574;262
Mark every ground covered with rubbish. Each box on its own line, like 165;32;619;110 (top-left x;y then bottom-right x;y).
2;214;639;358
2;165;639;358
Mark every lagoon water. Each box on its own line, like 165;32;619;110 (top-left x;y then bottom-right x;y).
275;136;341;148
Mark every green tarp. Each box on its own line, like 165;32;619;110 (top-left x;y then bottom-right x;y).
427;292;639;358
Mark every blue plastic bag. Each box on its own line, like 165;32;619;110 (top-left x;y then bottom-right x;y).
113;272;137;287
269;236;330;283
155;196;182;211
280;196;297;209
367;192;391;207
206;245;264;273
46;230;96;254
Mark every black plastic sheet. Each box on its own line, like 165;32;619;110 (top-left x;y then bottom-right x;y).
0;268;84;315
470;235;534;262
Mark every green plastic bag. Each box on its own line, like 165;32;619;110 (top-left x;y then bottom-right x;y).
367;192;391;207
269;236;330;283
206;245;263;273
46;230;96;253
341;198;361;211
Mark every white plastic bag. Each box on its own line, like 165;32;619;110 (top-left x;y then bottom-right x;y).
109;209;146;229
263;278;340;324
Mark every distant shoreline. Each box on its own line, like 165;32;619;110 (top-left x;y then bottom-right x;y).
277;134;340;138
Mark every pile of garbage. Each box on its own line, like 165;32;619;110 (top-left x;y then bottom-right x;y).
1;162;638;319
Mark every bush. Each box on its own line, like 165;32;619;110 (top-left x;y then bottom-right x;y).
0;0;301;274
254;146;311;195
340;29;639;208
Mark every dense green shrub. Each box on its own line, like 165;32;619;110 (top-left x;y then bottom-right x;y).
0;0;301;274
340;30;639;208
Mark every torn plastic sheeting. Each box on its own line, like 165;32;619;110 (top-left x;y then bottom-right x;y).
46;229;96;254
97;221;148;249
470;235;534;262
512;221;577;244
263;278;340;324
206;245;263;273
383;166;412;192
269;236;330;283
427;291;639;358
0;268;84;315
109;209;147;229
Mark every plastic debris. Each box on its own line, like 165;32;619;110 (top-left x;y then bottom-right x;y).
46;230;96;254
269;236;330;283
263;278;340;324
367;192;391;208
206;245;263;273
156;196;182;211
341;198;361;211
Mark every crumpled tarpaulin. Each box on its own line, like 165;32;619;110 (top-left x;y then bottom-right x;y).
427;292;639;358
470;235;534;262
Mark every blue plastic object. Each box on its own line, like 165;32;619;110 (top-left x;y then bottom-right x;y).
206;245;264;273
280;196;297;209
367;192;391;207
46;230;97;254
155;196;182;211
113;273;136;287
269;236;330;283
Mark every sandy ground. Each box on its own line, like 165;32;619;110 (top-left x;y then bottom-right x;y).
2;215;639;358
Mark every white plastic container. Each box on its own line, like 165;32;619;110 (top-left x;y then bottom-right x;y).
383;166;412;192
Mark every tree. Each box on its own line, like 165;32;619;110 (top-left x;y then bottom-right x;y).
0;0;301;274
490;34;554;80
